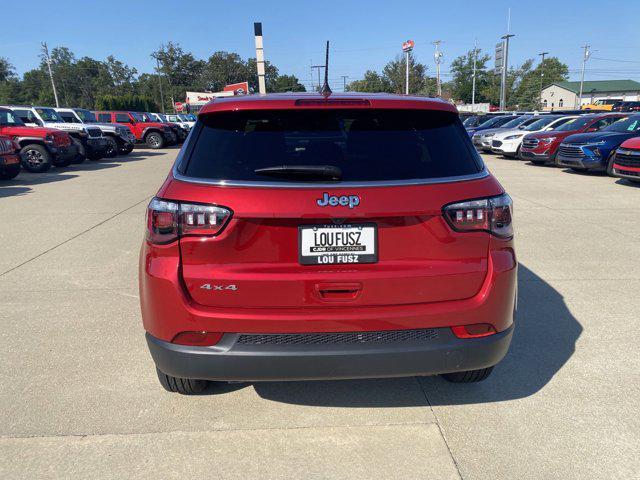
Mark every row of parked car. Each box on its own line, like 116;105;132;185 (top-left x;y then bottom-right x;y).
463;110;640;184
0;106;196;180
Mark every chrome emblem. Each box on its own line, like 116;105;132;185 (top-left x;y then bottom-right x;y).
317;192;360;209
200;284;238;291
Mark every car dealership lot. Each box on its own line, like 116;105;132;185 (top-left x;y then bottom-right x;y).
1;150;638;480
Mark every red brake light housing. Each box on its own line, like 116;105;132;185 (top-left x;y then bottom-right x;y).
171;331;223;346
443;193;513;238
451;324;497;338
146;197;232;244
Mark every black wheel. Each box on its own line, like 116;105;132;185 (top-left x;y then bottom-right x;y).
120;143;134;155
101;137;118;158
146;132;165;149
442;367;494;383
156;368;208;394
19;144;52;173
69;138;86;164
605;152;616;176
0;163;20;180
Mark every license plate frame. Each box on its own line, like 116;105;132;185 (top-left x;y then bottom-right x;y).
298;223;378;265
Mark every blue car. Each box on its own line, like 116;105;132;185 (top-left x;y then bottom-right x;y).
556;114;640;173
466;115;519;138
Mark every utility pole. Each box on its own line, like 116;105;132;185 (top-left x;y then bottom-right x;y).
538;51;549;110
310;65;325;91
41;42;59;108
471;39;477;111
155;58;165;113
254;22;267;94
577;45;591;109
433;40;443;97
341;75;349;91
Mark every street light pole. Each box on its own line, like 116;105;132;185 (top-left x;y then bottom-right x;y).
538;51;549;110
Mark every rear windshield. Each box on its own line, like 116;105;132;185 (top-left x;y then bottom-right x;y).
182;109;483;183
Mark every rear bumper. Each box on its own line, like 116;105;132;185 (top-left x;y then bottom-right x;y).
147;325;514;381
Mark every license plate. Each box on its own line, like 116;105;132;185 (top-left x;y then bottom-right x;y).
298;223;377;265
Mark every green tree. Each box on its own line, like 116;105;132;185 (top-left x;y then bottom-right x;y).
383;53;428;94
449;48;492;103
511;57;569;109
271;74;306;92
346;70;392;93
0;57;15;82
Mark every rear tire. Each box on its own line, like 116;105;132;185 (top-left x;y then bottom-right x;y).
606;152;616;176
146;132;165;149
19;144;52;173
156;368;209;394
0;163;20;180
441;367;494;383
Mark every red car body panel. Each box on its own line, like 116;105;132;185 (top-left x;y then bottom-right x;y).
0;135;20;166
0;124;71;145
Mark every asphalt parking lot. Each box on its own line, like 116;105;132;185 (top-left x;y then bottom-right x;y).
1;149;639;480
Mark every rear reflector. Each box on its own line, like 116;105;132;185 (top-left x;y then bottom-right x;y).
451;324;497;339
171;331;223;346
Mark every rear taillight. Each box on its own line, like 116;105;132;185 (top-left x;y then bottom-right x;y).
443;193;513;238
146;197;232;244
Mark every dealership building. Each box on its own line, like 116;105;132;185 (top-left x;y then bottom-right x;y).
540;80;640;110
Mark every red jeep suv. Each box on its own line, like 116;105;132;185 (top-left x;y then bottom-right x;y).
93;111;177;149
139;93;517;394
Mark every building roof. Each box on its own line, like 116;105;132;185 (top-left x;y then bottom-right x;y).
548;80;640;94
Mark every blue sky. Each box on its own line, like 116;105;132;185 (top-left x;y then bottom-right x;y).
2;0;639;91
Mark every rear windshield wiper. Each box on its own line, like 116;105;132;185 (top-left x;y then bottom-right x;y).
254;165;342;181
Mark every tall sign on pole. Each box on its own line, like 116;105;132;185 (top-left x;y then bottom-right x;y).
498;34;514;110
254;22;266;94
402;40;414;95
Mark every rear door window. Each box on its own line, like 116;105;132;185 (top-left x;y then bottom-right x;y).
183;109;483;183
115;113;130;123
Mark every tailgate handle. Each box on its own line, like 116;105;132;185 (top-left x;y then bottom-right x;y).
316;283;362;302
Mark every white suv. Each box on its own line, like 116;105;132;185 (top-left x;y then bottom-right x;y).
491;115;578;157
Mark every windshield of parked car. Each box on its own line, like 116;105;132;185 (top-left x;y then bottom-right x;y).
178;114;192;122
142;113;159;122
602;115;640;133
477;116;509;128
35;108;64;122
0;109;25;126
131;112;148;122
553;117;593;131
75;109;98;123
501;116;530;129
59;112;81;123
522;117;559;131
183;109;483;183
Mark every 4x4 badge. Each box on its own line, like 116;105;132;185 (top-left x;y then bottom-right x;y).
317;192;360;209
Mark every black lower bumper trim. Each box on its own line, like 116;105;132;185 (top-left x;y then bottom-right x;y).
146;325;514;382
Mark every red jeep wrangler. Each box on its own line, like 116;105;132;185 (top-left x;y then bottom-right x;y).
0;135;20;180
93;111;176;149
0;107;75;173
